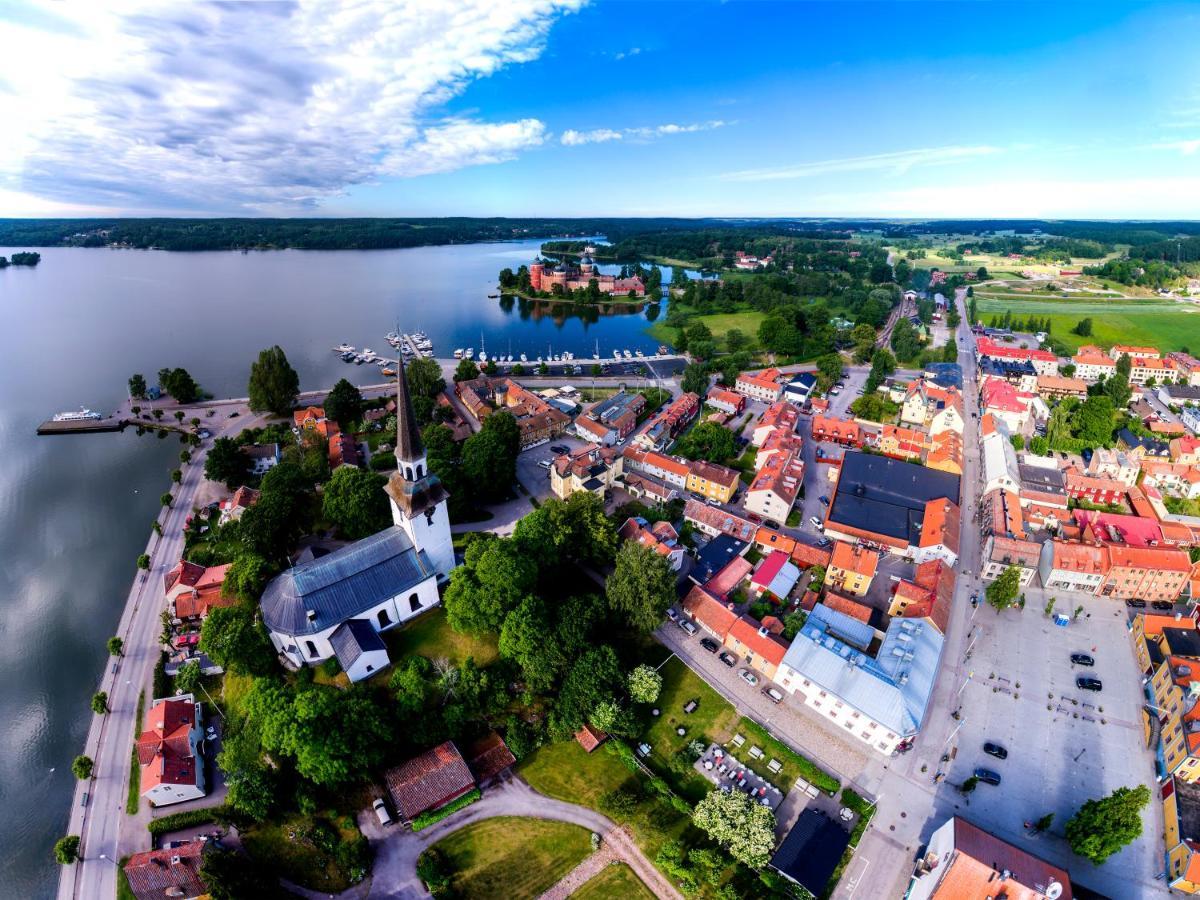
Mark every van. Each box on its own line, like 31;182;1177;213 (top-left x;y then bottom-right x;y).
762;687;784;704
372;798;393;827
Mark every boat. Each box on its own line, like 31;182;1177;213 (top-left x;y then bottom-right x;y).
421;350;433;358
536;356;543;364
53;408;103;422
593;341;600;360
333;343;354;353
465;348;474;359
623;349;632;358
658;345;669;355
520;353;528;363
454;348;464;358
381;366;397;377
487;293;499;299
341;351;355;362
635;349;645;358
478;332;487;363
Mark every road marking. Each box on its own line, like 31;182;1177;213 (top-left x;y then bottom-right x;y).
843;856;870;897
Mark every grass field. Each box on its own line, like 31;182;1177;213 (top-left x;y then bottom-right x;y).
975;295;1200;354
572;863;657;900
381;608;498;669
645;308;766;351
431;816;592;899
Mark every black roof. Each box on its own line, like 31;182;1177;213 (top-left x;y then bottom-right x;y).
770;808;851;894
827;452;960;545
924;362;963;389
1117;429;1169;456
1018;463;1066;494
330;618;387;670
693;534;747;583
980;357;1036;377
1162;628;1200;659
1161;384;1200;401
260;527;436;636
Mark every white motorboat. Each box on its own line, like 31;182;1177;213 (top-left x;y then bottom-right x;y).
454;348;464;358
334;343;354;353
465;348;474;359
635;350;645;357
520;353;528;362
623;350;632;358
53;408;103;422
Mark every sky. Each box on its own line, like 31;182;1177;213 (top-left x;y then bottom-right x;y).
1;0;1200;219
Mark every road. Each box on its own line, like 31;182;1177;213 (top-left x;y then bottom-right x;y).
56;400;274;900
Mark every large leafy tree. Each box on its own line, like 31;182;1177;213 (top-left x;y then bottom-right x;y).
462;411;519;502
217;722;277;822
815;352;843;391
454;358;480;383
444;536;538;634
985;565;1021;614
864;348;896;393
204;437;250;488
851;323;877;363
128;373;147;400
322;466;390;539
1065;784;1150;865
1075;395;1116;446
201;847;287;900
693;790;777;868
628;664;663;704
158;367;201;403
406;357;447;426
890;317;922;363
674;421;736;463
200;603;274;676
324;378;363;424
247;345;300;415
513;492;618;571
499;595;566;692
549;645;624;739
681;363;710;396
556;593;608;659
606;541;676;632
222;551;272;601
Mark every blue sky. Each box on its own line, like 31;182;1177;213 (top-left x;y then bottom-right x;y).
2;0;1199;217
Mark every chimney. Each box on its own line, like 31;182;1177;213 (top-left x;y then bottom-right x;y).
306;609;317;622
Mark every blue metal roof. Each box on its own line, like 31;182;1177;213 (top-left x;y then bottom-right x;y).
261;527;436;636
330;618;387;670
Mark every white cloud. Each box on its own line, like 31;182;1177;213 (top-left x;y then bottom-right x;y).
1149;139;1200;155
613;47;640;61
0;0;582;212
720;145;1002;182
561;120;726;146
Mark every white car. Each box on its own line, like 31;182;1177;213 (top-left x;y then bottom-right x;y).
809;516;823;529
738;669;759;687
538;459;552;469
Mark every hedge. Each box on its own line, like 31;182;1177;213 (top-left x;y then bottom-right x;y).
411;788;481;832
148;805;228;837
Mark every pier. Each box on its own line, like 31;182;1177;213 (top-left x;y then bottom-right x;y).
37;416;126;435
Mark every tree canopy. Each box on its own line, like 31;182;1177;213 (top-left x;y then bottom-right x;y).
324;378;363;424
461;411;519;502
1065;784;1150;865
985;566;1021;613
674;420;736;463
247;345;300;415
204;436;250;488
692;789;777;868
606;541;676;632
444;535;538;634
200;602;275;676
158;367;201;403
322;465;391;539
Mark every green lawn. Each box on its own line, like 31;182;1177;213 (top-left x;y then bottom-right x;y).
975;296;1200;354
382;608;498;668
645;308;767;351
241;812;369;893
125;691;145;815
431;817;592;900
572;863;657;900
735;717;840;795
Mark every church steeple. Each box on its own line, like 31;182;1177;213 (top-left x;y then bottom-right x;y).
394;352;424;465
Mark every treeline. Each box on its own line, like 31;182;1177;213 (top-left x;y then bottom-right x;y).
0;251;40;267
544;227;856;268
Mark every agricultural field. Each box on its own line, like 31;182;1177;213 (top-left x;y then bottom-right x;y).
974;295;1200;354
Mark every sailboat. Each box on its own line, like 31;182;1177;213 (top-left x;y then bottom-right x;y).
478;332;488;364
593;340;600;360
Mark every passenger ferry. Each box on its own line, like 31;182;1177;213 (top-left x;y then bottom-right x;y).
53;408;103;422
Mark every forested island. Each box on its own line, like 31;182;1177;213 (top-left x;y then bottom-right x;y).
0;251;41;268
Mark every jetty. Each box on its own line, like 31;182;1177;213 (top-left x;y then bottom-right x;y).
37;415;126;435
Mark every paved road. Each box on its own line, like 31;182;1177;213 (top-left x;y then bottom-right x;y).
362;776;680;900
56;403;274;900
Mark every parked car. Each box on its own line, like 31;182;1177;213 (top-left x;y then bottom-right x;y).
762;687;784;704
819;496;830;505
700;637;720;653
372;798;393;826
983;742;1008;760
973;768;1002;786
538;459;552;470
706;497;722;507
764;519;781;530
677;619;698;636
665;608;679;622
1076;676;1103;692
738;669;759;687
1125;599;1147;609
816;537;831;547
718;651;736;668
550;445;569;454
1152;601;1175;611
809;516;823;528
1070;653;1095;667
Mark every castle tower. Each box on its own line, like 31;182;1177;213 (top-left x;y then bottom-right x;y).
529;260;544;291
384;352;455;579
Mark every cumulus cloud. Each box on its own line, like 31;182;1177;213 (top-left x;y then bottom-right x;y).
1149;139;1200;155
0;0;581;212
720;145;1001;182
561;120;726;146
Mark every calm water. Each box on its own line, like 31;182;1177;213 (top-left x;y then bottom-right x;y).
0;238;675;897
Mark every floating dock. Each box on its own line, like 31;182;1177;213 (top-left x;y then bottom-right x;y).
37;417;127;435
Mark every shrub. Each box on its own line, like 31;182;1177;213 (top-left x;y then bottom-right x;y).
369;453;398;471
411;789;481;832
148;806;227;837
417;848;453;895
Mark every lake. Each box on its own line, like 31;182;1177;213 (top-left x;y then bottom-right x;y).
0;237;678;897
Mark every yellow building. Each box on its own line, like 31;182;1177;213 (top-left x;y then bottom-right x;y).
827;541;879;598
685;460;739;504
1164;777;1200;893
549;445;623;501
1134;615;1200;784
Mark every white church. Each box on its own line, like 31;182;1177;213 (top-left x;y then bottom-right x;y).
260;355;456;682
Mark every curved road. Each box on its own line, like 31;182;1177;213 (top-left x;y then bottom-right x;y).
363;776;681;900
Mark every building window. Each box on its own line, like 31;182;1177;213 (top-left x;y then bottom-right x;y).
409;593;421;612
378;609;391;628
305;640;318;658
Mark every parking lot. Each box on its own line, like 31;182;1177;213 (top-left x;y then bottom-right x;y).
935;585;1166;898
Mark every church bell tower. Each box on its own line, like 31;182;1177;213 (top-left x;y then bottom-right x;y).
384;351;455;579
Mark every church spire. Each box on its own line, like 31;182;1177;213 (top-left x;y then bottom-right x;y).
394;349;424;465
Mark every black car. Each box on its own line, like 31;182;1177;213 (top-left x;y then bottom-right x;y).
819;496;830;506
1152;601;1175;611
983;742;1008;760
700;637;720;653
973;768;1002;786
718;651;736;668
1125;599;1147;609
1071;653;1095;667
550;445;569;454
1077;676;1103;692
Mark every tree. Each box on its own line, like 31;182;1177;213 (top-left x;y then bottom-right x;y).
513;492;618;571
53;835;80;865
674;420;736;462
1065;785;1151;864
200;603;274;676
692;789;777;868
128;373;147;399
499;596;565;692
606;542;675;632
205;436;250;488
444;537;537;634
158;367;201;403
171;468;182;483
851;323;876;363
324;378;363;424
864;348;896;393
1104;370;1132;410
890;317;922;362
1076;395;1116;445
174;660;204;695
462;411;519;502
322;466;390;539
550;645;624;738
390;655;434;717
71;756;94;780
590;698;637;737
223;552;272;601
454;358;480;382
137;553;151;571
725;328;748;352
985;566;1021;613
681;363;710;396
91;691;108;714
628;664;663;704
1073;318;1094;337
815;353;843;391
782;610;807;639
160;492;173;507
247;345;300;415
107;636;124;656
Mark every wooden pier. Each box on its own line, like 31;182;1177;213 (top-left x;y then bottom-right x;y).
37;416;127;435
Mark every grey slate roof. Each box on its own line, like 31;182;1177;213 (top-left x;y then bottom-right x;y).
330;619;387;671
394;353;424;464
261;527;436;636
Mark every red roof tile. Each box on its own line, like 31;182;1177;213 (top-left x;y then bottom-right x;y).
385;741;475;819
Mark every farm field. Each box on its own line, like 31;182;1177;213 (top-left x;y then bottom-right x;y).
975;296;1200;353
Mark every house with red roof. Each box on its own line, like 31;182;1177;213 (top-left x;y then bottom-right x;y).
735;368;783;403
384;741;476;822
123;841;209;900
749;550;801;600
619;516;685;571
218;484;260;526
329;432;360;469
137;694;206;807
811;415;861;447
752;401;800;447
724;615;789;680
165;560;234;622
706;386;745;416
681;584;738;640
623;446;690;488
